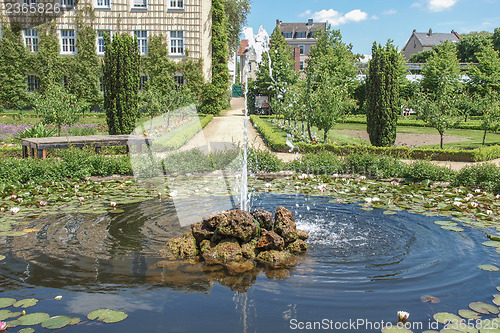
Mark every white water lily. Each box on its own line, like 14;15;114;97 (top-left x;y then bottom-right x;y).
360;187;368;191
54;295;63;300
372;197;380;202
359;176;366;180
169;190;178;197
475;189;481;193
298;174;308;180
10;207;20;215
364;198;373;204
110;202;117;208
397;311;410;322
470;202;478;208
487;210;493;215
453;201;462;207
265;183;272;188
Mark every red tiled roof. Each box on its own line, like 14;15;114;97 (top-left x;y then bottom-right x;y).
237;40;249;56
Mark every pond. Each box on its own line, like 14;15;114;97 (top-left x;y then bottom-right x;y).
1;193;499;332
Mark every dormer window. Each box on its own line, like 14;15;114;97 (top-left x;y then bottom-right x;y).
282;32;292;38
295;31;306;38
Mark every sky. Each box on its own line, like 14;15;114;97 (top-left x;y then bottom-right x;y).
244;0;500;57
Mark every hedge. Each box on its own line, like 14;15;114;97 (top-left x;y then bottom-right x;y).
251;116;500;162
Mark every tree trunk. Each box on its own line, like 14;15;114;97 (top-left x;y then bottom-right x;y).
307;121;313;142
440;132;444;149
323;129;328;143
483;129;487;146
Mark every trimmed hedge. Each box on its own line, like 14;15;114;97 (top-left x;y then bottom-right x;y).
251;116;500;162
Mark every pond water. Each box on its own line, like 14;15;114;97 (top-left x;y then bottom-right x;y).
0;194;498;332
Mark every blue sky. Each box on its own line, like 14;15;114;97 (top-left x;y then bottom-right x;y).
244;0;500;57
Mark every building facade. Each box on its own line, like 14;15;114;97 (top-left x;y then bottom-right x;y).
0;0;212;82
275;18;327;71
402;28;460;61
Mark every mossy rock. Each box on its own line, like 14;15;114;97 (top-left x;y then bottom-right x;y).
287;239;308;253
166;233;198;258
202;238;243;265
255;250;294;268
257;230;285;250
251;209;274;230
225;260;255;275
297;229;309;240
191;221;215;243
241;239;258;260
216;209;259;242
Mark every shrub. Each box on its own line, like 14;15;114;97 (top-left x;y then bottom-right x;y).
403;160;456;182
453;163;500;192
250;115;287;151
18;123;56;139
344;153;406;179
288;151;344;175
248;148;283;173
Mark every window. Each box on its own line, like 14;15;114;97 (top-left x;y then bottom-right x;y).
61;0;74;8
295;31;306;38
24;0;36;5
299;45;304;55
26;75;40;92
134;30;148;55
97;30;110;54
24;29;39;53
60;29;76;54
168;0;184;9
169;31;184;55
282;32;292;38
139;74;148;90
299;61;304;70
132;0;147;9
95;0;111;8
174;74;184;86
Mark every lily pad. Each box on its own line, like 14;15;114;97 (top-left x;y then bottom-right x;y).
13;298;38;308
18;328;36;333
0;255;5;261
478;265;500;271
420;295;441;303
433;312;462;324
6;319;21;328
442;226;464;232
41;315;72;329
482;241;500;248
69;317;81;325
458;310;481;319
0;309;21;321
87;309;128;323
0;298;17;308
435;220;458;226
469;302;500;315
17;312;51;325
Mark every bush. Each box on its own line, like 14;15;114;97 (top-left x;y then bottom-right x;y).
18;123;56;139
248;148;283;173
403;160;456;182
344;153;406;179
288;151;345;175
250;115;287;151
453;163;500;192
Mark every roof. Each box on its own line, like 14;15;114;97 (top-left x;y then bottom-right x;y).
276;19;327;38
413;29;460;47
237;40;249;56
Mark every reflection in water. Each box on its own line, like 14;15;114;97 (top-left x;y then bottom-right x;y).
0;194;497;332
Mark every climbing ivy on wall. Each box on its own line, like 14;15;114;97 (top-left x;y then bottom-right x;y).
199;0;230;115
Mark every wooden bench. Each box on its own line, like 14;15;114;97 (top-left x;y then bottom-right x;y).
22;135;153;159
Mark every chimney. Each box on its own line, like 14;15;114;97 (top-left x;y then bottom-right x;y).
428;28;432;36
276;19;281;26
307;18;313;26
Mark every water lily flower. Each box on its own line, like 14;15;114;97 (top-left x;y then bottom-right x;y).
397;311;410;322
10;207;20;214
359;176;366;180
54;295;63;300
85;177;91;181
265;183;272;189
39;201;47;206
74;185;79;189
337;199;342;204
0;321;6;331
360;187;368;191
470;202;478;208
17;198;23;203
78;197;84;203
475;189;481;193
487;210;493;215
11;194;17;200
110;202;117;208
298;174;308;180
0;208;4;212
372;197;380;202
317;184;327;192
169;190;178;197
365;198;373;204
453;201;462;207
391;181;399;186
430;184;436;189
496;194;500;199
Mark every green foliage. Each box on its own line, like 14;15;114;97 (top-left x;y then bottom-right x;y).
35;22;64;93
288;151;344;175
248;148;283;172
344;153;405;179
421;41;461;94
32;85;86;136
0;25;29;109
494;28;500;53
153;114;213;150
457;31;493;63
69;12;102;108
224;0;251;55
254;25;297;112
366;40;406;147
468;43;500;95
103;33;140;135
409;49;434;63
477;93;500;145
18;123;56;139
200;0;230;115
453;163;500;192
403;160;455;182
249;115;287;151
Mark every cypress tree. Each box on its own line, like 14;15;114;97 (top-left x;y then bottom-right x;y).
366;40;405;147
103;33;140;135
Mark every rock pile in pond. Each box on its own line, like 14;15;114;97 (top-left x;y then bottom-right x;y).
165;206;309;275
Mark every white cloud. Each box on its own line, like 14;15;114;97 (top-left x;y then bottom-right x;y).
382;9;398;15
428;0;458;11
303;8;369;26
411;2;423;8
298;10;312;18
